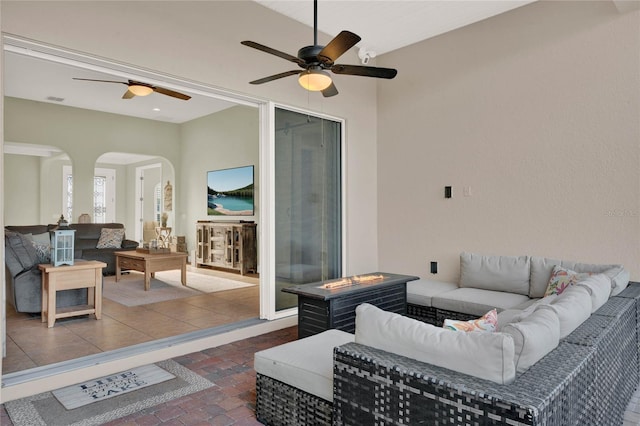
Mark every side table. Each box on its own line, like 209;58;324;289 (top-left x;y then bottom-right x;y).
39;260;106;328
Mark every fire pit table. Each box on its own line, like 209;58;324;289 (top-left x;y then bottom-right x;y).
282;272;419;338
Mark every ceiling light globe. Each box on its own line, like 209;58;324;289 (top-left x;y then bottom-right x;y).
298;69;332;91
129;85;154;96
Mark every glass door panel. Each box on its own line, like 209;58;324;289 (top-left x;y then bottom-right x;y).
274;108;342;311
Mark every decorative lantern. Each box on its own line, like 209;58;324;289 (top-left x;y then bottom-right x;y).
50;215;75;266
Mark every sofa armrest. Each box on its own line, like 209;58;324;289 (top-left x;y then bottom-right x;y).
121;239;139;249
333;341;595;425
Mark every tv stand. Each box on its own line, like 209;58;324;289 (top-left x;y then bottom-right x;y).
195;221;257;275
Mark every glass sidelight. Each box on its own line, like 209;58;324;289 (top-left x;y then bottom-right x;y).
274;107;342;311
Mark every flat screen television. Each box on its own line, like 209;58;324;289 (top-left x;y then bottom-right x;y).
207;165;254;216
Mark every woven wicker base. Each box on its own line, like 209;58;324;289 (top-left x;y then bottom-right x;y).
255;373;332;426
407;303;477;326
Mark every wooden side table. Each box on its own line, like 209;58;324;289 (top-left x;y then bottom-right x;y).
39;260;106;328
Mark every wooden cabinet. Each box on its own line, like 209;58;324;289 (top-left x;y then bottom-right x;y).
195;222;257;275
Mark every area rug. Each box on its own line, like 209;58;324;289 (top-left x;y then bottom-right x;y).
4;360;213;426
103;270;256;307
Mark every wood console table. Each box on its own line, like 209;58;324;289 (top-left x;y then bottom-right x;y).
39;260;106;328
282;272;419;338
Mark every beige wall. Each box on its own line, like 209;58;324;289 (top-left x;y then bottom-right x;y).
0;0;380;275
377;1;640;281
180;105;259;253
4;97;182;229
4;154;40;224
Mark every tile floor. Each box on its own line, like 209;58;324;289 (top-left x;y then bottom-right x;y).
3;267;260;374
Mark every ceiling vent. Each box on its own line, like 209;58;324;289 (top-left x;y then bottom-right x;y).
46;96;65;102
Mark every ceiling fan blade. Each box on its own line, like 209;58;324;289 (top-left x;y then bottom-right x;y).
249;70;301;85
318;31;361;64
122;89;135;99
241;41;305;66
321;82;338;98
331;64;398;79
153;86;192;100
73;77;128;85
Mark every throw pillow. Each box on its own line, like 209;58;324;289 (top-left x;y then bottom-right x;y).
32;240;51;263
96;228;125;249
544;265;592;297
32;232;51;244
443;309;497;332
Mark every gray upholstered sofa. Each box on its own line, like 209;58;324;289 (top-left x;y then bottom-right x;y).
4;223;137;313
254;253;637;425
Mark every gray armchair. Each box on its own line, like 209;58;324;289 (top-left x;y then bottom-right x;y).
5;230;87;313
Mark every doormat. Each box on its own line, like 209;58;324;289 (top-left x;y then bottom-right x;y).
4;360;213;426
52;364;175;410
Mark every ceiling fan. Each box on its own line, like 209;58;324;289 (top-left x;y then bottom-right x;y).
241;0;397;97
72;78;192;100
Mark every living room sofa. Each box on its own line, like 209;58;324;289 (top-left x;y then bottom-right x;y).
254;253;637;425
4;223;137;313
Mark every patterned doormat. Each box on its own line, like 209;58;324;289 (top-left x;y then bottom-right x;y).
4;360;213;426
52;364;175;410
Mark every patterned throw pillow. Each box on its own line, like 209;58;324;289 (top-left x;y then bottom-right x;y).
544;265;592;297
31;240;51;263
96;228;125;249
443;309;497;332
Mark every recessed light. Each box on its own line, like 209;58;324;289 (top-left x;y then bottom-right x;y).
152;108;161;112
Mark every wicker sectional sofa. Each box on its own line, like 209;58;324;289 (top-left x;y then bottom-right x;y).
255;253;638;425
333;284;640;425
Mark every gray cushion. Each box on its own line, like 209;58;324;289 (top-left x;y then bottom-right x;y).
355;303;516;385
576;274;611;313
538;285;592;339
407;279;458;307
432;288;530;317
459;252;531;296
254;329;354;401
530;256;629;298
502;308;560;373
498;295;559;329
4;231;39;273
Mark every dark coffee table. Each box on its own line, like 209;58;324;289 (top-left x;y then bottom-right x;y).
282;272;419;338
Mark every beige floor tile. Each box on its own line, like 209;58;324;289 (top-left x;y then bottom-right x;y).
3;268;261;374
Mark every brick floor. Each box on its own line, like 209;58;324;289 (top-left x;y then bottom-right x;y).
0;326;298;426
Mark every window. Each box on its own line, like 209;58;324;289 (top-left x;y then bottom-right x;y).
63;166;116;223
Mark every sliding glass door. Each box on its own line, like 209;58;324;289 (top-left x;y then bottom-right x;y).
274;107;342;311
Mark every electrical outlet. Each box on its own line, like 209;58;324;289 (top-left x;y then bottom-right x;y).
463;186;472;197
430;261;438;274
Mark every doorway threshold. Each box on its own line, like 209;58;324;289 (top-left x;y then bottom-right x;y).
1;316;297;402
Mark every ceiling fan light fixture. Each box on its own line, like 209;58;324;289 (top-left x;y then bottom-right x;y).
298;69;332;91
128;84;154;96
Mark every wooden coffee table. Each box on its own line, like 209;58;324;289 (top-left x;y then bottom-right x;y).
39;260;106;328
115;250;188;291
